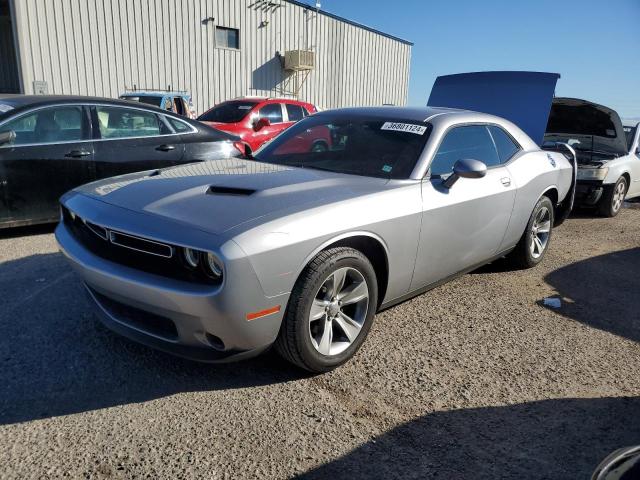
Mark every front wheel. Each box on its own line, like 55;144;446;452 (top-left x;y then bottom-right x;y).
599;176;627;217
274;247;378;373
505;196;555;269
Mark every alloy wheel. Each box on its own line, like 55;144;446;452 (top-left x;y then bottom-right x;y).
612;181;626;213
308;267;369;356
530;206;551;259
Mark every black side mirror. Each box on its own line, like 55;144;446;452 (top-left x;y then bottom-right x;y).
443;158;487;188
0;130;16;146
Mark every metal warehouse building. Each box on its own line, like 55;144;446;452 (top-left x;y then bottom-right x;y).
0;0;412;113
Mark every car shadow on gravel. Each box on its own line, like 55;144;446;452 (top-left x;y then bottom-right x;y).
542;247;640;343
0;253;305;426
298;396;640;480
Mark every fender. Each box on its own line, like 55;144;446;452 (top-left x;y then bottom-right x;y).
295;230;391;282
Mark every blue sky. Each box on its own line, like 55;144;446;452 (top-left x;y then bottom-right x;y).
310;0;640;119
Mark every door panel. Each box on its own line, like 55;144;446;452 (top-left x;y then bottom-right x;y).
410;124;516;290
92;106;185;178
0;105;94;226
411;168;516;290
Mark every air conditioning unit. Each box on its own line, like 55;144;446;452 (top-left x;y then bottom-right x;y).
284;50;315;71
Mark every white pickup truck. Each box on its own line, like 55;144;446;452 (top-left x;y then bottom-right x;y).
544;98;640;216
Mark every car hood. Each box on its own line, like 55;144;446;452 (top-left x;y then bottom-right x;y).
74;159;388;235
544;98;628;158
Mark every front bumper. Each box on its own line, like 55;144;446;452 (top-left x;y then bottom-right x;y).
55;220;288;363
575;180;605;206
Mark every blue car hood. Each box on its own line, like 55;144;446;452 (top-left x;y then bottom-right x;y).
427;71;561;145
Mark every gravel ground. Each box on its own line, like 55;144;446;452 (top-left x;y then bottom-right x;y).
1;207;639;479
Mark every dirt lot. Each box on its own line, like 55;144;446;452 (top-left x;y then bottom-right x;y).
1;207;639;479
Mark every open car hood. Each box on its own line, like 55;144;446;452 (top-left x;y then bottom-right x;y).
427;71;561;145
544;98;628;157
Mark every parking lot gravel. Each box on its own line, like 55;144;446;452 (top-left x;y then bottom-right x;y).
1;207;639;479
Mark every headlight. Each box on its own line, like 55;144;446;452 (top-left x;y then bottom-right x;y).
183;248;200;268
181;248;224;283
577;167;609;181
205;252;224;278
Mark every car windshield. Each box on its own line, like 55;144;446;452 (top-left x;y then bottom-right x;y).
120;95;163;107
254;115;431;179
198;101;259;123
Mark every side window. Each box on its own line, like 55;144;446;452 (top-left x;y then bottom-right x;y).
0;106;85;145
285;104;305;122
96;106;162;139
173;97;186;116
259;103;283;124
429;125;500;176
167;116;192;133
488;125;520;163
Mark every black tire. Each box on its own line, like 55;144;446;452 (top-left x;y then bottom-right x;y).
598;176;627;217
505;196;555;269
310;140;328;153
274;247;378;373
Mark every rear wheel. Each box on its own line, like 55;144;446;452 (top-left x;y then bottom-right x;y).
310;140;328;153
506;196;554;269
274;247;377;373
599;176;627;217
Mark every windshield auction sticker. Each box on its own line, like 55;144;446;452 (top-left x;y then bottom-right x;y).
0;103;14;113
381;122;427;135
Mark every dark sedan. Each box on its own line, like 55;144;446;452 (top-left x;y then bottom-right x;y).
0;95;241;229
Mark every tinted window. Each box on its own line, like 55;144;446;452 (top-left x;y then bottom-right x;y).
167;117;192;133
259;104;283;123
430;125;500;176
216;26;239;49
96;106;161;139
120;95;163;108
254;116;431;179
197;101;258;123
286;104;305;122
488;125;520;163
0;106;85;145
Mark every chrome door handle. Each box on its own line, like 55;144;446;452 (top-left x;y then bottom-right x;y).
156;144;176;152
501;177;511;187
65;150;91;158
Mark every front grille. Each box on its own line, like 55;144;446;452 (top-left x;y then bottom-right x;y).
90;288;178;340
108;230;174;258
61;206;218;285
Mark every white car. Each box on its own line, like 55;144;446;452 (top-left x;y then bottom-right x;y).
544;98;640;216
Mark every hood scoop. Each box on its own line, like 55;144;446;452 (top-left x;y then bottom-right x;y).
206;185;257;196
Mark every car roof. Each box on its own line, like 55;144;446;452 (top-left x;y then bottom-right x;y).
120;91;189;97
314;106;461;122
0;94;167;109
231;97;313;104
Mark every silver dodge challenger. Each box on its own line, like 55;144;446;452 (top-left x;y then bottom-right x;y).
56;74;576;372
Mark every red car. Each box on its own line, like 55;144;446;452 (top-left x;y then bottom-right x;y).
197;98;318;153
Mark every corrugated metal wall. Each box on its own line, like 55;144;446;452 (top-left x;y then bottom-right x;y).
10;0;411;113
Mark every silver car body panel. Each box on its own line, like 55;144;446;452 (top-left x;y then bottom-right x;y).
56;107;574;361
